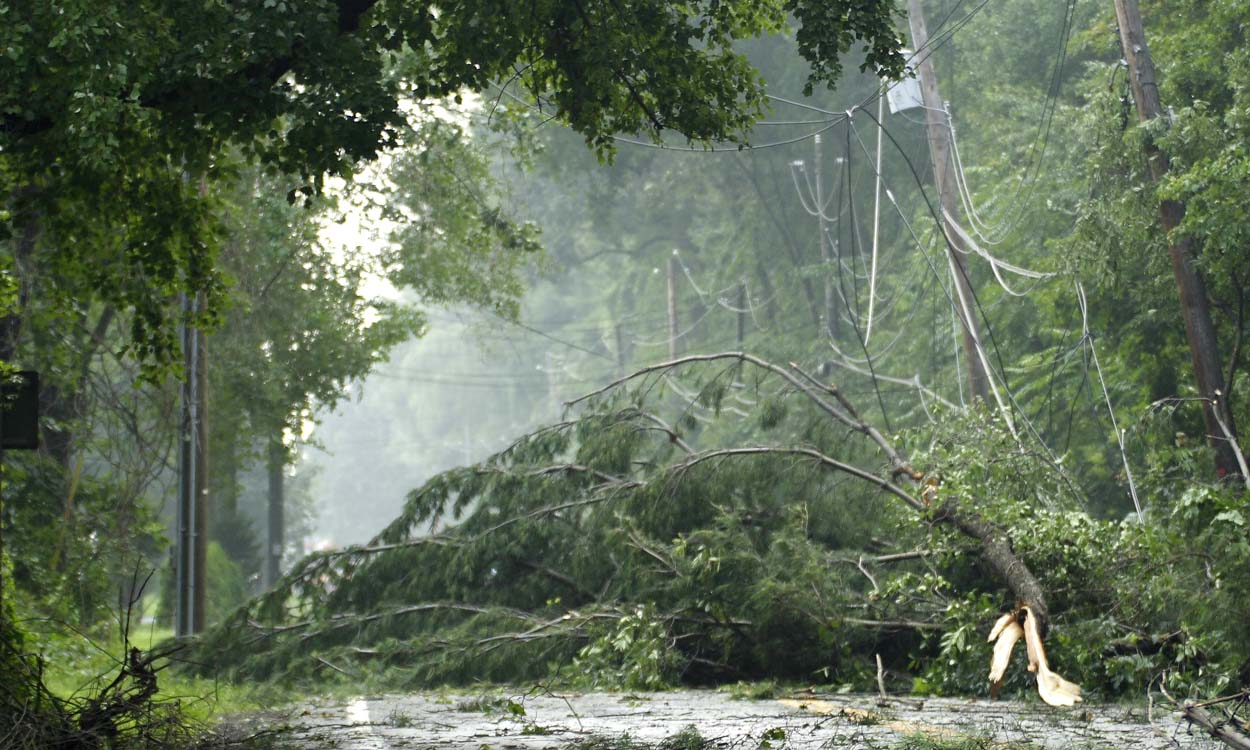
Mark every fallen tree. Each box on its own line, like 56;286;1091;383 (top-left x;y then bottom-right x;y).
193;351;1249;697
571;353;1054;631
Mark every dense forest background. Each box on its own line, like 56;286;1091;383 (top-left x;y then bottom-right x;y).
2;0;1249;737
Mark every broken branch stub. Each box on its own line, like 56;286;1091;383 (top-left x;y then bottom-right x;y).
1180;690;1250;750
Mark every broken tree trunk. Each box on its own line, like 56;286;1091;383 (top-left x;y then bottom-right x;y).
935;501;1050;632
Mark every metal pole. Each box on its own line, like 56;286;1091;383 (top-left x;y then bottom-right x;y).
815;135;836;340
867;90;885;346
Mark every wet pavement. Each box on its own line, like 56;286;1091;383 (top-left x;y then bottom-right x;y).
271;690;1226;749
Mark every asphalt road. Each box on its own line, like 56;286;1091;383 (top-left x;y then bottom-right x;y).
266;690;1227;749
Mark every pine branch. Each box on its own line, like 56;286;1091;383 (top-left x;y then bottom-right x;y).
568;351;918;475
670;445;925;512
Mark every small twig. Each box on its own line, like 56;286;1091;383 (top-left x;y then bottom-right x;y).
625;530;679;574
876;654;887;698
868;549;933;563
856;556;880;593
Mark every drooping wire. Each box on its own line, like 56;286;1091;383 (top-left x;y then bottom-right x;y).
943;0;1078;245
1076;281;1143;521
941;208;1054;297
858;104;1019;418
867;89;885;345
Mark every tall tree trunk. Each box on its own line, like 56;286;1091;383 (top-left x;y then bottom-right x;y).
1113;0;1240;479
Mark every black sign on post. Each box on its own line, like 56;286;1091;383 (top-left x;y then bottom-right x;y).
0;371;40;450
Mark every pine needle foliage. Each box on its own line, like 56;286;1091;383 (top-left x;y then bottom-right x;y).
194;355;930;688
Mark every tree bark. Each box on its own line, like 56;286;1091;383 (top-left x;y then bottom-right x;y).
1113;0;1240;480
1183;703;1250;750
934;501;1050;633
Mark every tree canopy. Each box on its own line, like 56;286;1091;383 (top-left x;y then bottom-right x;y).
0;0;905;373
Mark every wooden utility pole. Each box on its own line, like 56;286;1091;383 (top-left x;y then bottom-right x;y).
192;293;208;632
615;322;627;375
544;350;559;414
906;0;990;403
1112;0;1240;479
667;253;679;359
1;446;5;617
175;293;195;637
264;435;284;588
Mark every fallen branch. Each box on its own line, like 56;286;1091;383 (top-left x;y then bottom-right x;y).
843;617;943;631
671;445;925;512
1183;702;1250;750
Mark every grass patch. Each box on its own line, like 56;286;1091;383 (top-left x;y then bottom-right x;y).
10;600;308;750
568;726;713;750
724;680;780;700
896;733;1037;750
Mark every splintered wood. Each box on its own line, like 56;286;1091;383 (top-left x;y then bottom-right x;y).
988;607;1082;706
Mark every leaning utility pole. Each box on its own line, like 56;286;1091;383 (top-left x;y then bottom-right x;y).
906;0;991;404
1112;0;1240;480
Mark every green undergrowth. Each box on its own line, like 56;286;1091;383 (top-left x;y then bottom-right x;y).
3;596;302;750
22;606;288;722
